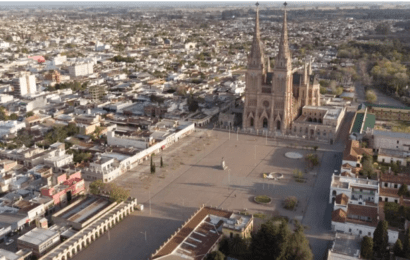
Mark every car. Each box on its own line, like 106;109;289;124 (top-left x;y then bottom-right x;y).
5;239;13;245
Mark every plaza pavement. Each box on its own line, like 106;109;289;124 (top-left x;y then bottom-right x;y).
74;129;346;260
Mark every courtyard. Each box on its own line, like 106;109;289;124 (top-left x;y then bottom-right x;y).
74;129;343;260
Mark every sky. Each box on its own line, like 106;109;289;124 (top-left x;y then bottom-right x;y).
0;1;408;10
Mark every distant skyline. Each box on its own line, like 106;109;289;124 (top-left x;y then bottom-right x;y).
0;1;409;10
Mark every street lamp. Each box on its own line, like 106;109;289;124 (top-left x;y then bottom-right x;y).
140;231;147;242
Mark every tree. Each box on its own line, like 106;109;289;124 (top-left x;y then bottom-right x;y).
305;153;319;169
108;183;130;203
0;107;8;121
25;111;34;118
335;86;344;96
150;155;155;174
375;23;391;35
365;90;377;103
293;169;304;182
360;236;373;259
228;235;248;258
403;228;410;258
398;184;409;198
283;222;313;260
361;153;374;178
160;156;164;168
250;220;290;260
373;220;389;258
89;180;105;195
9;113;18;120
204;251;225;260
394;238;404;257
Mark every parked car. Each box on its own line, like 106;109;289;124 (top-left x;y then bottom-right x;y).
5;239;13;245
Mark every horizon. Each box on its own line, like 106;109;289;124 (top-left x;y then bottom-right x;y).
0;1;409;9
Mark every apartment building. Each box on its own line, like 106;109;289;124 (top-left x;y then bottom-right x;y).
17;72;37;96
68;62;94;78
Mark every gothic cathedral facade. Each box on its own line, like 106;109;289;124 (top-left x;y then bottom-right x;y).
243;3;321;134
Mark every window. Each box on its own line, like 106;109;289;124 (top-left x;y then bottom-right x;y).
349;228;352;233
359;230;362;235
394;184;398;189
398;140;400;144
368;232;371;236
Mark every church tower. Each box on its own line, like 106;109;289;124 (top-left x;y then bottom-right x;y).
242;2;265;130
272;2;293;132
243;2;293;133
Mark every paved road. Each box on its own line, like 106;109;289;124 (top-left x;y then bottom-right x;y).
355;83;406;108
302;151;342;259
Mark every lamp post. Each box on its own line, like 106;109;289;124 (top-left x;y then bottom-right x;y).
140;231;147;242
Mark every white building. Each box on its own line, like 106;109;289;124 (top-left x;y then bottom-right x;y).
19;72;37;96
0;121;26;137
0;94;14;103
95;42;110;52
52;55;67;66
327;233;361;260
68;62;94;78
330;174;399;244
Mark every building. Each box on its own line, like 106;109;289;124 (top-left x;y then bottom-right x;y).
52;196;114;230
44;70;61;84
17;227;60;257
88;85;106;101
40;171;85;206
68;62;94;78
0;248;32;260
0;121;26;138
242;4;320;133
291;106;345;143
39;198;138;260
327;233;361;260
366;103;410;122
94;42;110;52
151;206;253;260
17;72;37;96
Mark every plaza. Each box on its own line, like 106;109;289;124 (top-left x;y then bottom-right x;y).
74;129;343;260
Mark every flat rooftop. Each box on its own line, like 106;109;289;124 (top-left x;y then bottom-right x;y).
330;232;361;258
17;227;59;246
56;196;111;224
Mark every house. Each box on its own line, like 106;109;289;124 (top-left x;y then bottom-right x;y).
40;171;85;205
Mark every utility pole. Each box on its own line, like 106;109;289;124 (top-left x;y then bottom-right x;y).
254;145;256;165
266;130;268;145
229;125;230;140
141;231;147;242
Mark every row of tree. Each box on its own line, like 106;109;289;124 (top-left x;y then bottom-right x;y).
89;180;130;203
50;81;89;92
361;220;410;259
206;220;313;260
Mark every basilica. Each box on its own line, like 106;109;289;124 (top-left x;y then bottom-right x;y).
242;3;321;134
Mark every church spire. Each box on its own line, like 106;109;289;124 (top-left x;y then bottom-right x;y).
275;2;291;70
248;2;265;71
